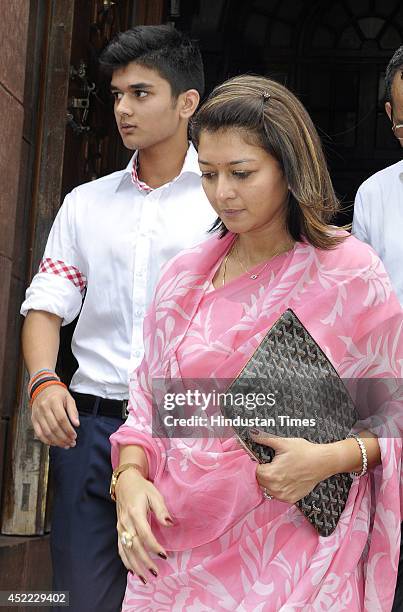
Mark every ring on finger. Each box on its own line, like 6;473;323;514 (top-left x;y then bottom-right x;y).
262;488;273;501
120;530;135;549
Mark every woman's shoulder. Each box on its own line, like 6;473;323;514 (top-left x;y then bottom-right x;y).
314;231;381;272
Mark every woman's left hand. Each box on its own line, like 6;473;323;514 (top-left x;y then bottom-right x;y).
250;431;333;504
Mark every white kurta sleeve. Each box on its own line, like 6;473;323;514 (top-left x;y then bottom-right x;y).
352;187;370;245
21;191;87;325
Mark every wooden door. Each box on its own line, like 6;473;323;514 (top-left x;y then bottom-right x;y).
1;0;165;536
178;0;403;224
298;0;403;223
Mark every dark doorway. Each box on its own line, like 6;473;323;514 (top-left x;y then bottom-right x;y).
177;0;403;223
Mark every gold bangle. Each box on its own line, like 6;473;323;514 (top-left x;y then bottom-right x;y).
109;462;146;501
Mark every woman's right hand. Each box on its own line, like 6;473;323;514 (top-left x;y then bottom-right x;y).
115;468;174;584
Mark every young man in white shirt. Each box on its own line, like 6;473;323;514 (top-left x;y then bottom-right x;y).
21;26;215;611
353;45;403;612
353;45;403;305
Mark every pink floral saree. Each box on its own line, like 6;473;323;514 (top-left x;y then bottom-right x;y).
111;232;403;611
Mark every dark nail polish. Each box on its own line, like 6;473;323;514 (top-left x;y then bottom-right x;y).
158;552;167;559
149;568;158;577
139;575;147;585
250;427;260;435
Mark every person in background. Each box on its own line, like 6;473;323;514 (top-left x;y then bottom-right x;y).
353;44;403;612
20;25;215;612
111;75;403;611
353;44;403;305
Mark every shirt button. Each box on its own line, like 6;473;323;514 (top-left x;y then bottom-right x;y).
134;350;141;358
135;309;143;317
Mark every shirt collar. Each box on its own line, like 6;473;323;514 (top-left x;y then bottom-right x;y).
131;152;153;193
394;159;403;182
178;142;202;178
115;142;201;193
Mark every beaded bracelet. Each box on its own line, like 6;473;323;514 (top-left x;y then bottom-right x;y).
348;434;368;477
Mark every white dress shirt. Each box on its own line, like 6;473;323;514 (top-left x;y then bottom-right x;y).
21;144;216;399
353;159;403;305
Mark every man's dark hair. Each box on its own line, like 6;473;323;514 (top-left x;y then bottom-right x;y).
385;45;403;103
99;25;204;98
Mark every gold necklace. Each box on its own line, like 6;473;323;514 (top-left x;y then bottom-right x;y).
235;241;293;279
222;238;293;286
222;241;237;287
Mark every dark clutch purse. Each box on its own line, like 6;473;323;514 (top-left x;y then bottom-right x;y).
222;309;358;537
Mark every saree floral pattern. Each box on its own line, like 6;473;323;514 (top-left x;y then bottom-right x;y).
111;232;403;611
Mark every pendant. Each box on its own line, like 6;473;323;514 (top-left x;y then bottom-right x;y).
250;274;258;280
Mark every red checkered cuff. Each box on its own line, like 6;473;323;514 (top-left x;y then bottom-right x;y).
38;258;87;293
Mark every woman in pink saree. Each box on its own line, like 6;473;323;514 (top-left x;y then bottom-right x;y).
110;76;403;611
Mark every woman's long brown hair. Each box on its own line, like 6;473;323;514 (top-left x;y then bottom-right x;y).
192;75;346;249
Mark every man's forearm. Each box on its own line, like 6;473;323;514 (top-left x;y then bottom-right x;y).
22;310;62;376
22;310;79;446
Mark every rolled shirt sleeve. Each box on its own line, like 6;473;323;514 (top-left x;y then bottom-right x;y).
21;191;87;325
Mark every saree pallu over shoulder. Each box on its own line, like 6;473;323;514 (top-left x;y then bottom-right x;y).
111;232;403;609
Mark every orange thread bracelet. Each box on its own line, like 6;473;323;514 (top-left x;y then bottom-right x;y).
28;370;59;394
30;380;67;407
29;369;58;385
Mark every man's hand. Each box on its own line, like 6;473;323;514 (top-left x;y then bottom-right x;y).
31;385;80;448
22;310;76;448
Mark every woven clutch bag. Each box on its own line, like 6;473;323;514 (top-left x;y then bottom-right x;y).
222;309;358;537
